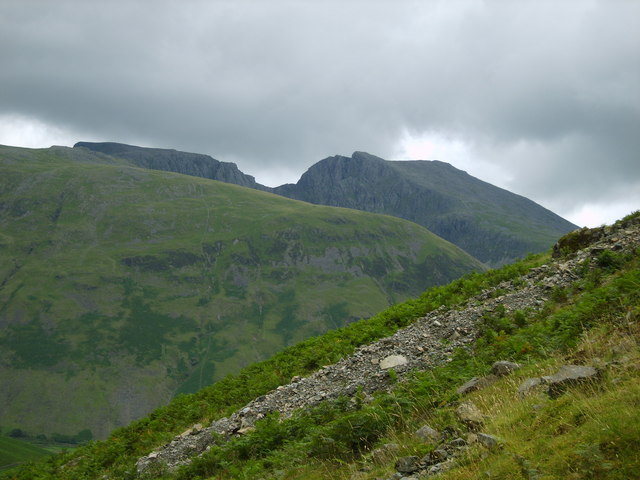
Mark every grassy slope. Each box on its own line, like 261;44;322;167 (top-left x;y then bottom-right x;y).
0;145;483;440
170;214;639;480
4;213;636;480
0;437;51;473
0;237;548;478
386;160;577;262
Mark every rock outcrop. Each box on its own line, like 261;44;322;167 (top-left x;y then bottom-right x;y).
74;142;269;191
274;152;577;265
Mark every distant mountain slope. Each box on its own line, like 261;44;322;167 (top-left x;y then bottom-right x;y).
274;152;577;265
74;141;269;191
0;145;483;440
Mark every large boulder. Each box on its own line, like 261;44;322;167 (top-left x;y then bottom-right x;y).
379;355;408;370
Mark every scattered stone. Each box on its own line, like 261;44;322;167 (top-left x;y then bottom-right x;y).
491;361;521;377
380;355;408;370
369;443;401;463
395;456;421;474
429;449;449;463
414;425;441;444
476;433;501;450
456;375;498;395
456;401;485;430
448;437;467;447
545;365;600;398
518;377;545;399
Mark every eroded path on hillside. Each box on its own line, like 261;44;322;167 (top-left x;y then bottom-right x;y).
137;221;640;474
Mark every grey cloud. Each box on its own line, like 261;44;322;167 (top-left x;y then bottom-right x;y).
1;0;638;221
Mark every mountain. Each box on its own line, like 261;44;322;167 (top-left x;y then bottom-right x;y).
0;144;483;441
5;212;638;479
74;143;577;266
274;152;578;266
74;141;269;191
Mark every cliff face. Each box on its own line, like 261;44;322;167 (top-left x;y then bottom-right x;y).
275;152;577;266
74;142;270;191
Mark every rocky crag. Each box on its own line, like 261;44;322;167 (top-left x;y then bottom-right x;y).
274;152;577;266
137;218;639;475
74;142;269;191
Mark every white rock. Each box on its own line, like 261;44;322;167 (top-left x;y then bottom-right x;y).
379;354;408;369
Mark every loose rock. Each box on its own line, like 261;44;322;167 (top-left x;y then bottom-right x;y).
491;361;521;377
456;375;498;395
545;365;599;398
395;456;421;474
456;402;485;430
414;425;441;444
380;355;408;370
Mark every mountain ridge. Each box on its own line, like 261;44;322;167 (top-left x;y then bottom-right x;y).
74;142;577;266
74;141;269;191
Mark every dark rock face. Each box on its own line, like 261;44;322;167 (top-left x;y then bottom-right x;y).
274;152;577;266
74;142;270;191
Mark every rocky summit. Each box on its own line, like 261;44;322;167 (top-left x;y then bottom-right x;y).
274;151;577;266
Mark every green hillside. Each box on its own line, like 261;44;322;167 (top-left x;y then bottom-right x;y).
3;212;636;480
0;436;51;473
0;145;483;441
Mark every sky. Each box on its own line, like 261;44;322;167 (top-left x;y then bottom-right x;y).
1;0;638;227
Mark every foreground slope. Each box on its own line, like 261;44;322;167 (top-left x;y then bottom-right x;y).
6;213;637;480
275;152;577;266
0;144;482;441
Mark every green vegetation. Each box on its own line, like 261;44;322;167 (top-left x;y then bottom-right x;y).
5;215;639;480
0;244;547;478
0;145;483;440
0;436;52;473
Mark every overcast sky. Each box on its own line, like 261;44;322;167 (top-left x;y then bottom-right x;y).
1;0;638;227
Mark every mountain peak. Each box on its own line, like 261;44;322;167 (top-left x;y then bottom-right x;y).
351;151;386;162
275;152;577;266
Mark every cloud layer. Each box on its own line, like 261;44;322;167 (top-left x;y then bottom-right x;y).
1;0;638;226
